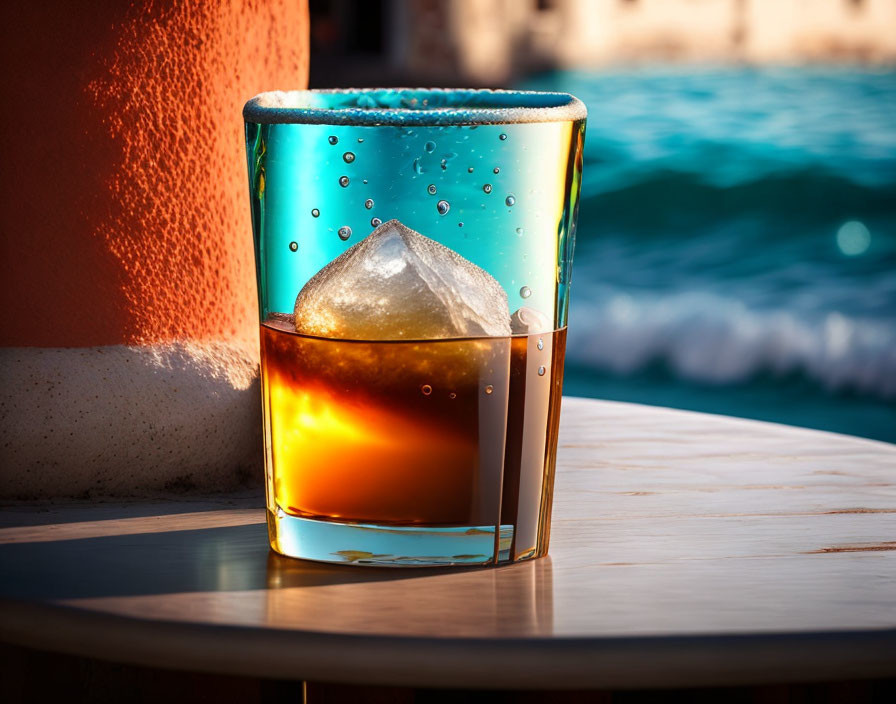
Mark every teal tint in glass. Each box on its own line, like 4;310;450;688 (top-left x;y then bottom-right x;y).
246;89;586;327
245;89;586;567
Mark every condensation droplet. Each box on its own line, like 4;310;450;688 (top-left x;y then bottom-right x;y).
370;217;382;227
520;286;531;299
538;366;546;376
427;184;437;195
499;133;507;141
485;385;494;395
437;200;450;215
328;136;338;145
449;392;457;400
505;195;516;207
440;159;447;170
458;222;464;228
338;226;352;241
537;338;544;351
424;141;436;153
311;208;320;218
365;198;374;209
339;175;350;187
493;167;500;174
421;384;432;396
357;137;364;143
413;158;424;175
483;184;492;194
362;179;368;184
467;167;474;173
516;227;523;236
343;152;355;163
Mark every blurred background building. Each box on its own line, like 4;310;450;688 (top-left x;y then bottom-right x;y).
310;0;896;86
311;0;896;444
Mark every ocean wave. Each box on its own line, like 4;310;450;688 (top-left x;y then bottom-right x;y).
576;169;896;230
525;66;896;191
567;289;896;399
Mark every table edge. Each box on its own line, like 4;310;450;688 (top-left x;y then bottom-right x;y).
3;598;894;689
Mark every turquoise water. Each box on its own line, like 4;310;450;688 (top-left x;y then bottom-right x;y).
522;68;896;443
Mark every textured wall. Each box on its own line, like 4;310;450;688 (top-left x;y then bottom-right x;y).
0;1;309;497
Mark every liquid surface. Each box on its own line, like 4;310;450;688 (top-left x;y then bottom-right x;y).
260;317;565;559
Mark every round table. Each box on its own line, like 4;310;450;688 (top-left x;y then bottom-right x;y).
1;398;894;690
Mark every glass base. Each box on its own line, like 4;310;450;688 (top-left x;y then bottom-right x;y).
267;508;514;566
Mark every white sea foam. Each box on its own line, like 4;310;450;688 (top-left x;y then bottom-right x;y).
568;289;896;399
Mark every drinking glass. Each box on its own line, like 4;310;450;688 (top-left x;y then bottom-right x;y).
244;89;586;566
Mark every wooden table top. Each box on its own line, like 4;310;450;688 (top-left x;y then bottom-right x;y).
1;397;894;689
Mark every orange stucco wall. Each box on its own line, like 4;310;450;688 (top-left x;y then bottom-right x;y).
0;1;310;347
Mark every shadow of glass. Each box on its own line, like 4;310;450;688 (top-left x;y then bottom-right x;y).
264;551;555;637
0;519;553;632
0;493;265;529
0;524;270;600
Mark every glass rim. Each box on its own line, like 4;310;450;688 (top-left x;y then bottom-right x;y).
243;88;587;126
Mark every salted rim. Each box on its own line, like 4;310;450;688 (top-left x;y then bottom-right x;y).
243;88;587;126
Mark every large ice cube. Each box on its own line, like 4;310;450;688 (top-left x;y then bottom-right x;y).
294;220;511;339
